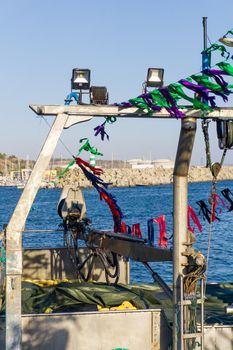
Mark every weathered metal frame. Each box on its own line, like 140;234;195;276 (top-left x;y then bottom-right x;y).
4;104;233;350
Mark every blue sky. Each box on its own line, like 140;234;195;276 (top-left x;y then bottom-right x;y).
1;0;233;164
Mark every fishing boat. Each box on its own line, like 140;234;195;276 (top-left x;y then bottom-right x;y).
2;20;233;350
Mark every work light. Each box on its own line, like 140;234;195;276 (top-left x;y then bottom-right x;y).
71;69;91;90
146;68;164;88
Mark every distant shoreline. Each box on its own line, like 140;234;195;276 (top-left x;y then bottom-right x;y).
1;166;233;189
56;166;233;188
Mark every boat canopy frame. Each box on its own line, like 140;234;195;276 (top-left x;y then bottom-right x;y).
4;104;233;350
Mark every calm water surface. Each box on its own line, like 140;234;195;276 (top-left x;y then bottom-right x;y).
0;181;233;284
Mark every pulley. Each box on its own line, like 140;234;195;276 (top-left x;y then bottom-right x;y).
216;120;233;149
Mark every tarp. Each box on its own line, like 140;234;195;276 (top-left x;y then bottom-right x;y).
1;281;233;325
1;282;168;314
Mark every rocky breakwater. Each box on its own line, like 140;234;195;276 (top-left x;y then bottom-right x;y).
57;166;233;188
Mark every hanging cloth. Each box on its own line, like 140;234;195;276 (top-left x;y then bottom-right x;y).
188;205;202;233
132;223;142;239
120;221;127;234
153;215;168;248
147;219;154;245
99;189;123;233
196;200;220;224
221;188;233;211
210;193;229;222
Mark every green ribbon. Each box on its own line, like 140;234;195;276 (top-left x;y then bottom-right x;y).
58;139;103;179
224;29;233;37
128;97;152;112
168;83;213;111
203;43;230;60
191;74;226;93
79;138;103;156
217;61;233;77
105;116;117;123
149;90;170;108
58;158;76;179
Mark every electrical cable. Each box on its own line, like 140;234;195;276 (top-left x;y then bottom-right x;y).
64;217;120;284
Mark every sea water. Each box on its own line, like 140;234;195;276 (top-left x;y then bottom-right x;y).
0;181;233;284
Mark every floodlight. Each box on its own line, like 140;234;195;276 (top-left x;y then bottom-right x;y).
219;37;233;47
71;69;91;90
90;86;109;105
146;68;164;88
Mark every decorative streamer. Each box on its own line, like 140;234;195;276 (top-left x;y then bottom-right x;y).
221;188;233;212
120;27;233;119
94;117;117;141
99;189;123;233
76;157;103;176
94;122;109;141
217;61;233;77
75;157;109;190
58;138;103;179
79;138;103;156
210;193;229;222
159;87;185;119
147;219;154;245
120;221;127;234
178;79;217;108
188;205;202;234
75;157;123;233
64;92;79;105
203;43;231;60
132;223;142;239
191;73;231;99
196;200;220;224
153;215;168;249
168;83;212;111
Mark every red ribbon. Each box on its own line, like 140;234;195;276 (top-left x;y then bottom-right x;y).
76;157;103;176
120;221;127;234
153;215;168;248
100;191;121;233
211;193;229;222
188;205;202;233
132;223;142;238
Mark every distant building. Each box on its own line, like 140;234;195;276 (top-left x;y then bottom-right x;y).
127;159;154;169
127;158;174;169
152;159;174;169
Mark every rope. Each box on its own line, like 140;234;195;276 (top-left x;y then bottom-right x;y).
40;116;73;157
201;120;227;287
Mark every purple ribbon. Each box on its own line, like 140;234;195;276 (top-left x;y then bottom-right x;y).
202;69;231;95
179;79;217;108
159;87;185;118
119;102;133;107
94;123;109;141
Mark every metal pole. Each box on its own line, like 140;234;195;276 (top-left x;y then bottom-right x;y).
202;17;208;73
5;113;68;350
172;117;197;350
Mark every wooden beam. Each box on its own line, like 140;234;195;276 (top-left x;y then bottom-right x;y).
30;104;233;120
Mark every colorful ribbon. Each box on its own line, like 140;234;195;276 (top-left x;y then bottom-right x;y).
188;205;202;234
153;215;168;249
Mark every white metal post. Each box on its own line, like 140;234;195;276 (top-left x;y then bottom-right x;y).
172;117;197;350
5;113;69;350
